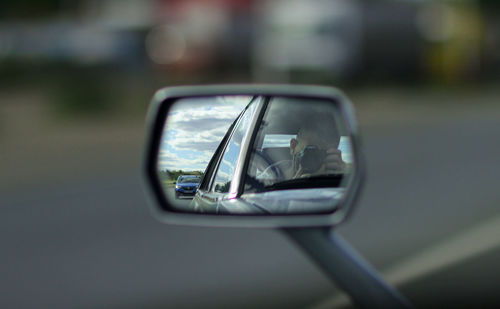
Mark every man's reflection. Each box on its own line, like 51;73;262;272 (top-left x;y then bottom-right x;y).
288;120;346;179
254;110;346;185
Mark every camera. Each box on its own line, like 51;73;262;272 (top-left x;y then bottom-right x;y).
295;145;327;174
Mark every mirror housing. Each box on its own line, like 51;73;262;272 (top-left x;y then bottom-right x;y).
143;84;364;228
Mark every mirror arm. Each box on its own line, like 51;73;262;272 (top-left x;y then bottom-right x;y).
282;227;412;308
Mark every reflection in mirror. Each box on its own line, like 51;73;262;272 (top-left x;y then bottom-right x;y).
157;96;251;211
157;95;355;215
242;97;354;215
245;97;352;189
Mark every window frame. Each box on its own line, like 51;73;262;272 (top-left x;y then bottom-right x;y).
207;96;265;198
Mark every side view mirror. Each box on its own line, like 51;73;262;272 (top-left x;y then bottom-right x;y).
143;84;411;308
143;84;364;227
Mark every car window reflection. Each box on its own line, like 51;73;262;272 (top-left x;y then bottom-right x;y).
245;97;353;193
212;100;259;193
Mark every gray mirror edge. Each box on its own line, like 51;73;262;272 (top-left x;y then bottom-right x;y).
142;84;365;228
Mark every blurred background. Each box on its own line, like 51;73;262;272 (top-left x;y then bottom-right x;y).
1;0;500;308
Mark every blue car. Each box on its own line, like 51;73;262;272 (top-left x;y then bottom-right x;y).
175;175;201;199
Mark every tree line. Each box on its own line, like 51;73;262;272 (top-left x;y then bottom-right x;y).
158;169;204;182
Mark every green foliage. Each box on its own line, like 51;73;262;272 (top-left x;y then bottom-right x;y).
158;170;204;183
50;74;115;118
215;181;231;193
0;0;67;19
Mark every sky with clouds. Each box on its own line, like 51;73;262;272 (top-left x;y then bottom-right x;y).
158;96;252;172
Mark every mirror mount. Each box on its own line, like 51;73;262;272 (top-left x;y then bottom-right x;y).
283;227;412;308
143;84;412;307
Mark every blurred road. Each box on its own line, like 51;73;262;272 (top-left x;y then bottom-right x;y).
1;87;500;308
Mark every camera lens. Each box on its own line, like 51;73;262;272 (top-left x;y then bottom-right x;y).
299;146;326;173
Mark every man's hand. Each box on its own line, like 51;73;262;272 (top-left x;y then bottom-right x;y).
322;148;346;174
296;148;346;177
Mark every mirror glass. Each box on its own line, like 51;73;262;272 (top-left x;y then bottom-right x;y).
157;95;355;215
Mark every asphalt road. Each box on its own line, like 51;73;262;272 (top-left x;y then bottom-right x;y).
1;93;500;308
165;187;194;209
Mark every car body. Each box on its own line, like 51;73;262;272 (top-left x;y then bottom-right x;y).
175;175;201;199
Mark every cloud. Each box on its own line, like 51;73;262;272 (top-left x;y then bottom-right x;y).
165;125;232;154
158;96;251;171
158;149;210;171
171;118;235;132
